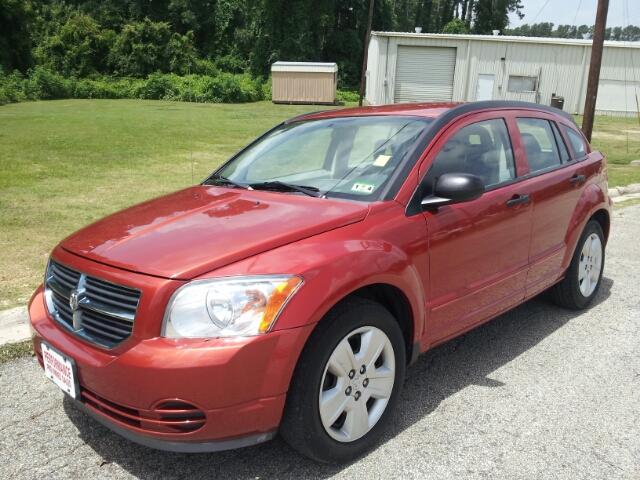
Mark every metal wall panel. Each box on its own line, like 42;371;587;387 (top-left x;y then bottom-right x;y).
367;33;640;117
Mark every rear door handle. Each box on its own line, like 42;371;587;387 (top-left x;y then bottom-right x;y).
570;174;585;185
507;194;530;207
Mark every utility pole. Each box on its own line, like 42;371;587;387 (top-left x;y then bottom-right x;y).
581;0;609;142
359;0;375;107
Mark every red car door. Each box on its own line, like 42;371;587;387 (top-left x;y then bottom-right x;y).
418;112;533;344
511;113;586;297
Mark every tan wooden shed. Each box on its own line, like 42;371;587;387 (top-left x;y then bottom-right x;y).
271;62;339;105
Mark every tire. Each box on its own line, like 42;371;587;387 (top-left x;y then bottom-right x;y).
549;220;605;309
279;297;406;463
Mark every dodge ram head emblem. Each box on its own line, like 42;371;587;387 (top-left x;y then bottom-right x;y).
69;290;79;311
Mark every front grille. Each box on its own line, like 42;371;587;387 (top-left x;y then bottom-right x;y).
44;260;141;349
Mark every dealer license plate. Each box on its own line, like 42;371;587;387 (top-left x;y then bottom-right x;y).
42;342;78;399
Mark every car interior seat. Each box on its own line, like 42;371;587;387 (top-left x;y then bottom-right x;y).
521;132;546;172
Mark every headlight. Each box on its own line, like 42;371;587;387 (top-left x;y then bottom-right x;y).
162;275;303;338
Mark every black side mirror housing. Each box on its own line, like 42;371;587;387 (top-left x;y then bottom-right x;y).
421;173;485;209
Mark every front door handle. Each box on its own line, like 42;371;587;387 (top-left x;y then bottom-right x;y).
570;174;585;185
507;194;531;208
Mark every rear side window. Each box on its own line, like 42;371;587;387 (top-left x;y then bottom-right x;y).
516;118;562;173
561;125;587;158
430;119;516;188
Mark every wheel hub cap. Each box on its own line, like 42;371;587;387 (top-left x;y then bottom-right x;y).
318;326;395;442
578;232;602;297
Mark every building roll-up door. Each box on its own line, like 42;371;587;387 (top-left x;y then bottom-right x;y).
394;46;456;103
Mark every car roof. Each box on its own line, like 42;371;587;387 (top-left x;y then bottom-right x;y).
295;102;462;121
290;101;578;127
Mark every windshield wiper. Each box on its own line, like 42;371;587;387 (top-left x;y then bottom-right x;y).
207;174;252;190
249;181;321;198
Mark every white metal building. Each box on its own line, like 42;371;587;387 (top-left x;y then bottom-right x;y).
365;32;640;117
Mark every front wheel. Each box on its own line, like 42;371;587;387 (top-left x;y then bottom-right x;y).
279;298;406;463
549;220;605;309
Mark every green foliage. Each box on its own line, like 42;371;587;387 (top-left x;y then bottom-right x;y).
34;14;112;77
5;0;637;98
504;23;640;41
27;65;72;99
0;0;36;72
441;18;469;34
336;89;360;103
473;0;523;35
108;18;195;77
0;66;268;104
0;68;30;104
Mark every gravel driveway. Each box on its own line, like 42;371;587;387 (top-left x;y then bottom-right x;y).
2;203;639;479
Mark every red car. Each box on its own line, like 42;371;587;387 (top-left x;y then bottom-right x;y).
29;101;611;463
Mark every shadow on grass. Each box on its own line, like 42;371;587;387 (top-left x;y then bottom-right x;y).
63;278;613;479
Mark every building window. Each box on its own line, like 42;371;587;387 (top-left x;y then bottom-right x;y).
508;76;537;92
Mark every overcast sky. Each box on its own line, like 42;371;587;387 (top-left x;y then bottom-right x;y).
508;0;640;28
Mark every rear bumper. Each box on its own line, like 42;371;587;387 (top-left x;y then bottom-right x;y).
29;286;313;447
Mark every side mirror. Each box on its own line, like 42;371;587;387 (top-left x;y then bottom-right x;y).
421;173;485;209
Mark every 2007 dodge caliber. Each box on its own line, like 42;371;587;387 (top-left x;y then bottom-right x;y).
30;101;611;463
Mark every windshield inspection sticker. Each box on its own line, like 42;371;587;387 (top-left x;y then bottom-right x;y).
352;182;375;193
373;155;392;167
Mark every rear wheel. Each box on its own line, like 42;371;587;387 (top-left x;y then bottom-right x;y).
279;298;406;463
549;220;605;309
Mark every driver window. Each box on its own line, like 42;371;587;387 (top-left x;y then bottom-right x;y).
430;119;516;188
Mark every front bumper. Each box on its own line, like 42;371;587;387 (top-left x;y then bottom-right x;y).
29;285;313;449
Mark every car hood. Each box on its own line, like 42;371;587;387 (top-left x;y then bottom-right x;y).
60;186;369;279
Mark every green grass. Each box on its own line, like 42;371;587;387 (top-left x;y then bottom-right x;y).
573;115;640;188
0;100;353;309
0;101;637;310
0;341;34;364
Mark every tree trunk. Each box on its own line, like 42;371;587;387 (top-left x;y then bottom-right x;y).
465;0;474;27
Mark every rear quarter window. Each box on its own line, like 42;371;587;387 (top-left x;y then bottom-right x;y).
561;125;587;158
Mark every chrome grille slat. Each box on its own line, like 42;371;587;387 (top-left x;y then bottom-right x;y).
81;311;133;336
81;322;125;342
86;277;139;298
50;263;80;288
51;291;73;327
47;278;73;299
83;288;138;310
44;260;141;349
79;298;135;322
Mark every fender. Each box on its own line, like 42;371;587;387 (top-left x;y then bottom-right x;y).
562;183;609;269
207;211;429;347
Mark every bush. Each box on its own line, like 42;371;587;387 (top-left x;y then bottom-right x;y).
337;89;360;103
261;76;272;101
27;66;71;99
0;68;30;103
141;71;178;100
0;67;268;105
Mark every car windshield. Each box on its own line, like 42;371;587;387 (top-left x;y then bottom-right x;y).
205;116;433;202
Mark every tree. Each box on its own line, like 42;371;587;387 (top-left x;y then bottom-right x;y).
0;0;36;72
441;18;468;34
473;0;523;35
34;14;112;77
108;18;195;77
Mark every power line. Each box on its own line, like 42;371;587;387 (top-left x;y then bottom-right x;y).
571;0;584;26
530;0;552;24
